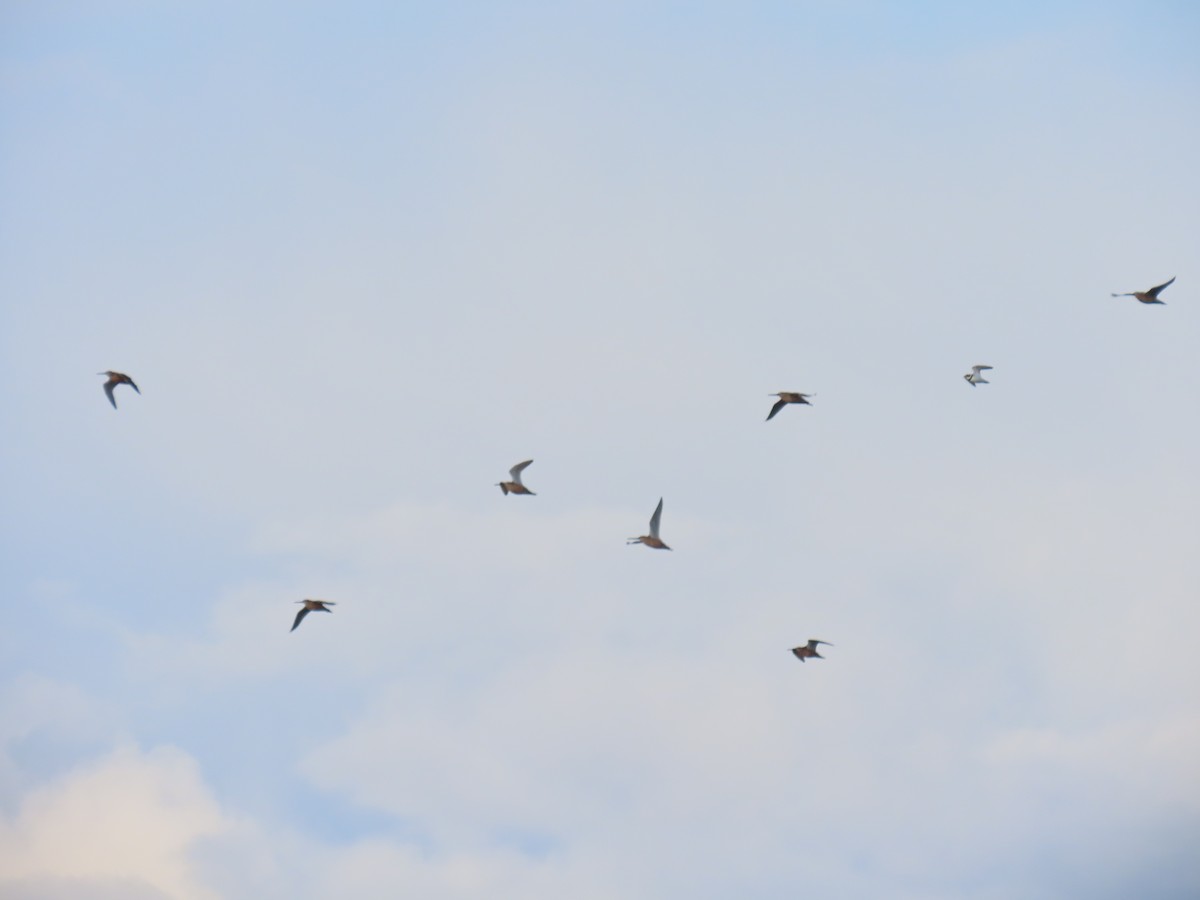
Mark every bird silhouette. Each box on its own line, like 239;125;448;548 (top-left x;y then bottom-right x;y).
1111;276;1175;305
766;392;814;421
291;599;335;632
791;639;832;662
98;371;140;408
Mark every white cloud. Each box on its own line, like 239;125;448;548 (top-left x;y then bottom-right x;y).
0;674;117;803
0;744;230;900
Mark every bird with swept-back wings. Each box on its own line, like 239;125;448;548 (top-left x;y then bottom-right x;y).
98;371;140;408
963;365;993;387
765;392;814;421
791;639;833;662
627;497;671;550
1112;276;1174;305
496;459;536;495
291;599;335;632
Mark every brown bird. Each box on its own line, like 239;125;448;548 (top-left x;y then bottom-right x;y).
291;599;335;632
98;371;140;408
496;459;536;495
1112;276;1174;305
766;392;813;421
627;497;671;550
791;639;832;662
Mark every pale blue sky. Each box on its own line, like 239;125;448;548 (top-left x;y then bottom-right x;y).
2;2;1198;897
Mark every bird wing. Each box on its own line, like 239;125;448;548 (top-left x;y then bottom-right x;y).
1146;276;1175;298
129;379;140;394
291;607;310;631
766;398;787;421
509;459;533;483
972;366;993;373
103;381;118;408
809;639;833;647
648;497;664;538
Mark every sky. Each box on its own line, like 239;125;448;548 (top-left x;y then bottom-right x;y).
1;1;1199;897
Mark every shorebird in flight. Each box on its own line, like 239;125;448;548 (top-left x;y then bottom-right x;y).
766;392;814;421
496;459;536;495
627;497;671;550
291;599;335;632
98;371;140;408
791;639;832;662
1112;276;1174;305
963;365;993;387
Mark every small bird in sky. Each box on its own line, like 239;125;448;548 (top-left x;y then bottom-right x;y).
791;639;832;662
1111;276;1175;305
963;365;993;387
496;459;536;495
766;392;814;421
628;497;671;550
98;371;140;408
291;599;335;632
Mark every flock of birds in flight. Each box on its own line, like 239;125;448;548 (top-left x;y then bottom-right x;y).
96;275;1176;665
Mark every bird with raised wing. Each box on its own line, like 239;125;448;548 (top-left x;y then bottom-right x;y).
99;371;140;408
497;459;536;495
291;599;335;632
963;365;993;387
1112;276;1175;305
766;392;814;421
791;639;832;662
628;497;671;550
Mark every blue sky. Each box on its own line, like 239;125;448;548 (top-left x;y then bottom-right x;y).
2;2;1199;897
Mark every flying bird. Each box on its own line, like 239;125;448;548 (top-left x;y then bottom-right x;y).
791;639;833;662
291;599;335;632
1111;276;1175;305
766;392;814;421
627;497;671;550
496;459;536;495
98;371;140;408
963;365;993;387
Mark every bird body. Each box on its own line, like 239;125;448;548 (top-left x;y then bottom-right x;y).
99;371;140;408
963;365;993;387
766;392;814;421
628;497;670;550
1112;276;1174;305
291;599;335;632
497;459;536;495
791;639;832;662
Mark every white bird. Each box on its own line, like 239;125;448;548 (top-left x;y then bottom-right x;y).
963;365;993;387
627;497;671;550
496;459;536;495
